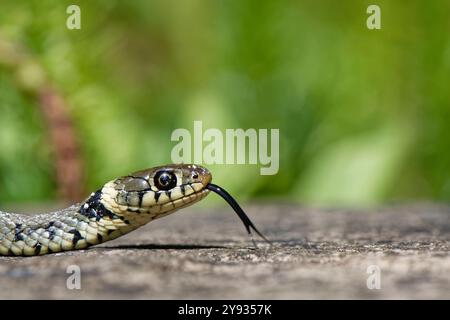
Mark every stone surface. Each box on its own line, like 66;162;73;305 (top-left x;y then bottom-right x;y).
0;203;449;299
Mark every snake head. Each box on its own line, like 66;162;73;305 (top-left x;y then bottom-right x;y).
100;164;212;217
77;164;269;248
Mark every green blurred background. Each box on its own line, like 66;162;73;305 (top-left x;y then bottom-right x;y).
0;0;449;207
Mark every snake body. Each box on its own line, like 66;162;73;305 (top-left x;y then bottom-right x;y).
0;164;211;256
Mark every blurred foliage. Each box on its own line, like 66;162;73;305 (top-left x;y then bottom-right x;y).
0;0;450;207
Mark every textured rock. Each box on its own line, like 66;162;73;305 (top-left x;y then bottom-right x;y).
0;204;449;299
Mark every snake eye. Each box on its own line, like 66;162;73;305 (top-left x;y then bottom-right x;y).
154;170;177;191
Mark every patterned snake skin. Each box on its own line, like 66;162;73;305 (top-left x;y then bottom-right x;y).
0;164;211;256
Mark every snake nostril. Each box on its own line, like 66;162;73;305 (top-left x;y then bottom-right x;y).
192;172;199;179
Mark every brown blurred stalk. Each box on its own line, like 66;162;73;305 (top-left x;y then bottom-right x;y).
0;36;85;203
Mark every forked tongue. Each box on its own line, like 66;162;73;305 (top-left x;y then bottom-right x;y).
206;183;272;247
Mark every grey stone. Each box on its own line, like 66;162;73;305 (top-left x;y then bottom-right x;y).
0;204;448;299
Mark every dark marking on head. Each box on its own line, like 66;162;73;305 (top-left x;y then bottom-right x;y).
97;233;103;242
138;191;144;207
88;208;97;219
155;192;161;203
125;193;132;205
107;229;115;236
79;190;117;221
180;184;185;196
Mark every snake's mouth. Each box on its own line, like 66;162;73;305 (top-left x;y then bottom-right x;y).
206;183;271;246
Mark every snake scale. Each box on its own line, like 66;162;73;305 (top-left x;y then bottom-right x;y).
0;164;269;256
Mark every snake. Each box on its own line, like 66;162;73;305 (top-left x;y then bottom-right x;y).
0;164;270;256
